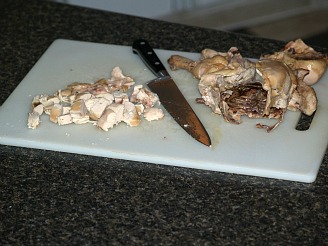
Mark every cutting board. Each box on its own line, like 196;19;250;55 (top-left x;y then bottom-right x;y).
1;39;328;183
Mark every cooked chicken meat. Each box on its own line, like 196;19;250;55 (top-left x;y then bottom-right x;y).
57;114;73;125
27;112;41;129
89;97;111;120
107;103;125;124
97;108;117;131
27;66;164;130
108;66;135;92
130;85;160;108
262;39;327;85
168;47;255;83
143;108;165;121
123;101;141;127
168;40;323;132
50;104;63;123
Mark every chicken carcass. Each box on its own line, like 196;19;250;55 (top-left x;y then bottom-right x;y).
168;41;322;132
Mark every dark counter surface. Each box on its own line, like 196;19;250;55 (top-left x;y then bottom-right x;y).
1;0;327;245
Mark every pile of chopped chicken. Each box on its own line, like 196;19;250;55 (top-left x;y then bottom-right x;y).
28;66;164;131
168;39;327;132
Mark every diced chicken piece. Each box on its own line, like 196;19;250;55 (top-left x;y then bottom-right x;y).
38;97;57;115
72;115;90;124
97;108;117;131
107;103;124;124
70;100;89;117
57;114;73;125
130;85;143;102
93;86;109;95
95;78;108;86
27;95;48;129
69;94;76;103
75;93;93;101
70;99;89;124
130;85;159;108
84;98;98;111
89;97;110;120
114;91;129;104
41;99;54;113
135;104;145;115
50;103;63;123
108;66;135;92
47;96;60;104
92;79;110;95
58;89;72;97
143;108;165;121
67;82;92;94
95;93;114;104
111;66;127;80
123;101;141;127
33;104;44;116
27;112;41;129
32;95;42;108
38;95;49;104
62;106;71;115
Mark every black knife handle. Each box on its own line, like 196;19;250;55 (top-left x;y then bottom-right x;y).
132;39;169;78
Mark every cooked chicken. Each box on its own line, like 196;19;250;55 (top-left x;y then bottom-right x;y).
75;92;93;101
143;108;164;121
113;91;129;104
27;98;46;129
50;103;63;123
97;108;117;131
289;79;317;116
95;92;114;103
108;66;135;92
107;103;124;125
33;104;44;116
135;104;145;115
168;47;255;83
130;85;160;108
70;100;88;117
262;39;327;85
89;97;111;120
27;112;41;129
168;39;323;132
255;59;298;131
57;114;73;125
28;66;164;131
123;101;141;127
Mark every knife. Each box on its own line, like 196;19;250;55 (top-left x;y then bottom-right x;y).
132;39;211;147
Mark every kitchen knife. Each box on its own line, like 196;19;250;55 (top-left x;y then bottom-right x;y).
132;39;211;147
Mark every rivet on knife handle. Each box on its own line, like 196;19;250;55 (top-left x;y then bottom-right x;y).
132;39;169;78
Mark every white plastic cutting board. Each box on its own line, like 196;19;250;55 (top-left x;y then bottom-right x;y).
1;39;328;183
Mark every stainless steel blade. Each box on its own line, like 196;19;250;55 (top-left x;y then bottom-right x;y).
148;77;211;147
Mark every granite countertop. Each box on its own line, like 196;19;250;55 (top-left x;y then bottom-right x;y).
1;0;327;244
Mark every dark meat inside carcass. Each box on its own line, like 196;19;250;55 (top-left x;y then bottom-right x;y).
196;81;284;132
196;81;268;121
225;82;267;117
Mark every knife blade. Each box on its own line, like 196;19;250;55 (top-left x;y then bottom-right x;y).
132;39;211;147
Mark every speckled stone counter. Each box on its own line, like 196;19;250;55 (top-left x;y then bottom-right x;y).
1;0;327;245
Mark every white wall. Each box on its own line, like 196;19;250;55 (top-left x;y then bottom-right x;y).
52;0;220;18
